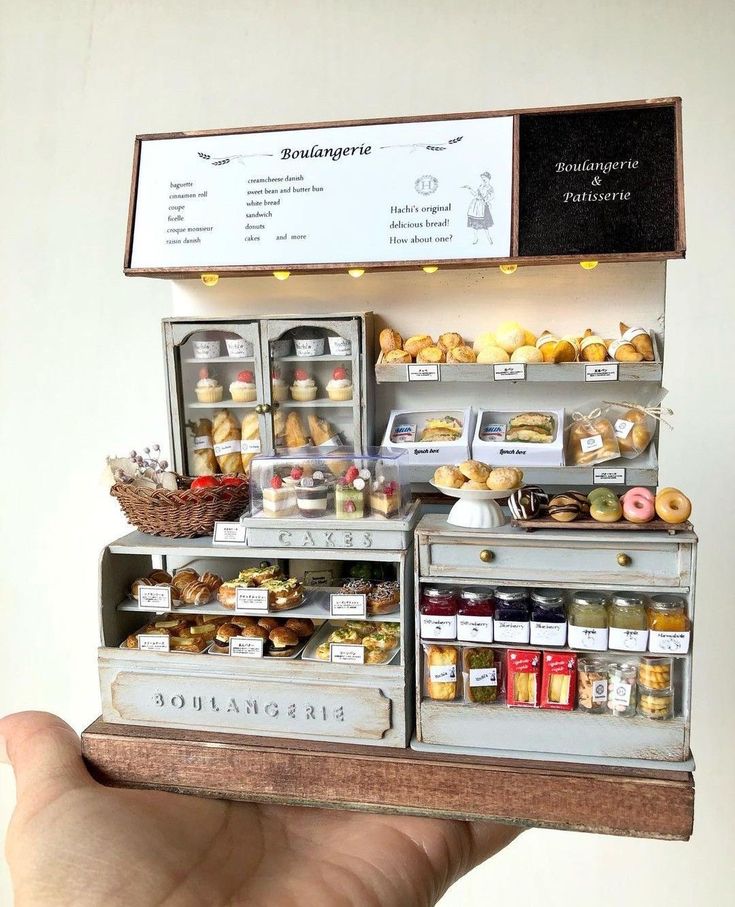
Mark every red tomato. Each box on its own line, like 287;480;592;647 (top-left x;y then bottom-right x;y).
220;475;245;487
191;475;220;489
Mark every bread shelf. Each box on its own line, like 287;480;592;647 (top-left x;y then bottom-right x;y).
118;586;403;623
279;354;351;362
278;398;354;408
183;357;256;364
186;401;258;409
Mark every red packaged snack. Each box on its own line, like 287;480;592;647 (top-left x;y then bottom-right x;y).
540;651;577;710
505;649;541;707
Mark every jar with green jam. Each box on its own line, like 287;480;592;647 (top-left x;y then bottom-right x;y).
608;594;649;652
568;591;609;651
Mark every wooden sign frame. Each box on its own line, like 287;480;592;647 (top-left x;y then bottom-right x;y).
124;97;685;278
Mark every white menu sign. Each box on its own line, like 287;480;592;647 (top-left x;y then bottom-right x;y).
129;117;514;269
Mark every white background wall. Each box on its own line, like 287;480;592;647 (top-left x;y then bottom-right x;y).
1;1;734;903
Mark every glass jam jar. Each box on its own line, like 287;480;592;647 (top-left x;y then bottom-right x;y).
457;588;495;643
530;589;567;647
577;656;609;713
647;595;691;654
493;587;530;644
568;591;609;651
607;662;638;717
608;593;648;652
420;587;459;640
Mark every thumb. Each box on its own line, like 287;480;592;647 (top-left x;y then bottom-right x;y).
0;711;95;802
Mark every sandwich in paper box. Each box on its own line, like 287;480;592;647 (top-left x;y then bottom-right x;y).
382;408;474;465
472;408;565;467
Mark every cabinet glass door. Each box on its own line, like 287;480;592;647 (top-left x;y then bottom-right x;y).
263;318;362;453
165;321;266;476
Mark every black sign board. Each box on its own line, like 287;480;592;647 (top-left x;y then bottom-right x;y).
518;104;681;257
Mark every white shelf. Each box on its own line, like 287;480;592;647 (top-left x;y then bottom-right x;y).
278;354;351;362
279;398;353;408
119;587;402;622
418;638;690;659
183;357;256;364
186;400;258;409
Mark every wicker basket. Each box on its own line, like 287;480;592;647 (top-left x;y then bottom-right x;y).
110;477;249;538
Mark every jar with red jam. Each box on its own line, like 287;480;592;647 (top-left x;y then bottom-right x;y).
457;587;495;643
420;586;459;640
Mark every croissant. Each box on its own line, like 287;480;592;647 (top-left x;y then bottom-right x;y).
190;419;218;476
200;571;223;593
240;412;261;473
212;409;242;474
181;580;213;606
620;322;655;361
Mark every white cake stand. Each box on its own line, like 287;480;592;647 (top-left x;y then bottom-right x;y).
430;481;517;530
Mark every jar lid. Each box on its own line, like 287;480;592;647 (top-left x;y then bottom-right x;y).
611;594;644;608
578;656;608;671
530;589;565;605
423;586;455;598
649;595;686;612
608;661;639;674
495;587;528;602
571;591;608;607
461;587;494;602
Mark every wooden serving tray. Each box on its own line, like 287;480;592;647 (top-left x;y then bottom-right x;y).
81;718;694;840
512;516;693;534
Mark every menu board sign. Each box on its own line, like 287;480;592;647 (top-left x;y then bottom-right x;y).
128;116;514;270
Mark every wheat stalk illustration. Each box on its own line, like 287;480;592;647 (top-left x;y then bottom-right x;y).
379;135;464;153
197;152;274;167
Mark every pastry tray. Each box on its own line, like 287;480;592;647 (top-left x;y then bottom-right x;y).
301;620;401;665
205;638;309;659
512;516;693;533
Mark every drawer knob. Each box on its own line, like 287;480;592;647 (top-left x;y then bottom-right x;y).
617;553;632;567
479;549;494;563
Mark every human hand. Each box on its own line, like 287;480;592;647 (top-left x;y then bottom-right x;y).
1;712;520;906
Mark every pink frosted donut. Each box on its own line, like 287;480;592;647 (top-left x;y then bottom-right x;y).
621;487;655;523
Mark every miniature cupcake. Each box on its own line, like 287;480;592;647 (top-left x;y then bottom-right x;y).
195;367;223;404
271;367;288;403
229;370;257;403
290;368;318;401
326;366;353;401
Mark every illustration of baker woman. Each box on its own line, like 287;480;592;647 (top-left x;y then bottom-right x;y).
463;171;494;245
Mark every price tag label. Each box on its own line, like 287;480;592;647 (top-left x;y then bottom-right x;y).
213;521;248;544
213;439;241;456
193;435;212;450
469;667;497;687
581;434;603;453
429;664;456;682
235;587;269;613
138;585;171;610
614;418;634;439
593;467;626;485
330;643;365;664
229;637;265;658
138;634;170;652
407;364;440;382
330;594;367;618
585;363;619;382
241;439;261;453
493;363;526;381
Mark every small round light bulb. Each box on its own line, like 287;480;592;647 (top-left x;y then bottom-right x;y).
499;264;518;274
422;265;439;274
200;273;219;286
579;260;599;270
273;270;291;281
348;268;365;278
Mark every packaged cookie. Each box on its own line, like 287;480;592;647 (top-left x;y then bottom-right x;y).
423;644;459;701
565;409;620;466
505;649;540;708
601;402;656;460
540;652;577;711
463;647;501;704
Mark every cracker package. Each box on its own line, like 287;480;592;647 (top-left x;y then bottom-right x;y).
540;651;577;711
505;649;540;708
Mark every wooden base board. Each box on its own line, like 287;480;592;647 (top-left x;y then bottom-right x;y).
81;719;694;840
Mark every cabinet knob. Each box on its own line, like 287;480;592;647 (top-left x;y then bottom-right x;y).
479;549;494;563
617;553;632;567
255;403;272;415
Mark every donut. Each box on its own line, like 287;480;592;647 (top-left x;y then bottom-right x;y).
655;487;692;524
621;487;656;523
508;485;549;520
588;487;618;506
433;465;466;489
486;467;521;491
548;494;581;522
562;490;590;515
589;494;623;522
458;460;491;483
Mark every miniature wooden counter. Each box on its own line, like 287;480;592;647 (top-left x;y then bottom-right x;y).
81;719;694;841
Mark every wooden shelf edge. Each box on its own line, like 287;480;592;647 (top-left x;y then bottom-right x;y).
81;718;694;841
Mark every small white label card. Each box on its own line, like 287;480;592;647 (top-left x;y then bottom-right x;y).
609;627;649;652
138;634;170;652
420;614;457;640
530;621;568;647
567;625;609;651
614;418;634;439
593;467;626;485
330;593;367;619
494;363;526;381
493;620;530;644
469;667;498;687
581;434;604;453
213;439;241;456
592;678;608;703
213;521;248;544
235;587;269;613
585;363;619;382
457;615;494;643
241;439;261;453
138;585;172;610
229;637;265;658
648;630;691;654
193;435;212;450
408;364;440;382
330;643;365;664
429;664;457;682
610;680;633;707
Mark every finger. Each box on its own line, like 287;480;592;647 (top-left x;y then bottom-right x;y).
0;710;95;801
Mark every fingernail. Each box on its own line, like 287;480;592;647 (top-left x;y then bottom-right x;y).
0;735;8;765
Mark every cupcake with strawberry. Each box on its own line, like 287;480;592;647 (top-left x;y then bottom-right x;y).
326;365;353;401
270;367;288;403
290;368;317;401
229;369;257;403
195;367;223;404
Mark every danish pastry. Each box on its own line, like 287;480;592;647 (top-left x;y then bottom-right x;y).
458;460;491;483
486;467;521;491
433;465;465;488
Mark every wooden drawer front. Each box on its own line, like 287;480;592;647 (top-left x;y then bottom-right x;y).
424;540;686;587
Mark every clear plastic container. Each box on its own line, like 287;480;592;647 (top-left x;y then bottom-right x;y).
577;656;609;713
637;685;674;720
638;656;673;690
250;448;409;521
607;662;638;717
423;644;460;701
